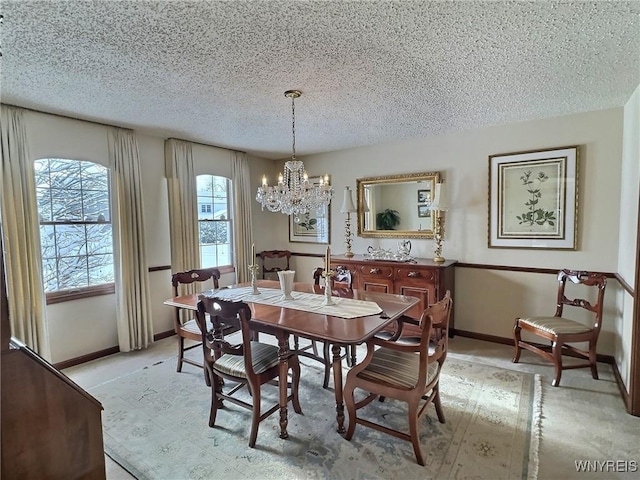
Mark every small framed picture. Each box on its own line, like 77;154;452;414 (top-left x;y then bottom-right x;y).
417;204;431;218
417;189;431;204
288;176;330;244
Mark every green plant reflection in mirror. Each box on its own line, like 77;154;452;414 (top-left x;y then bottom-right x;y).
376;208;401;230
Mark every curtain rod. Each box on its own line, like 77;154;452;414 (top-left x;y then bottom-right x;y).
1;102;129;130
166;137;246;155
1;102;247;154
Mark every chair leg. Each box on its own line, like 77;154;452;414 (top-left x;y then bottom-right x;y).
322;342;331;389
209;375;221;427
433;385;446;424
512;322;522;363
589;340;599;380
176;336;185;372
551;340;563;387
311;340;319;357
348;345;356;367
290;357;303;414
204;366;212;387
248;384;261;448
407;402;425;466
344;383;357;440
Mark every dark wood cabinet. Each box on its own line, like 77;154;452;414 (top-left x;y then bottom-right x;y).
331;255;456;336
1;339;106;480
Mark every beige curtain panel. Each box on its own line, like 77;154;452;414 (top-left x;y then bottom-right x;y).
109;127;154;351
0;105;50;359
165;138;200;280
232;151;253;283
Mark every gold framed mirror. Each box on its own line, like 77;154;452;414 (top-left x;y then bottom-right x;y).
357;171;440;239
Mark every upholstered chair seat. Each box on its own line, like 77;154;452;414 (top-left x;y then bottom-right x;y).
354;348;440;389
213;342;280;377
517;316;593;335
180;318;212;336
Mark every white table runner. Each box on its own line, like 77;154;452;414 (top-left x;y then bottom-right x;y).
204;286;382;319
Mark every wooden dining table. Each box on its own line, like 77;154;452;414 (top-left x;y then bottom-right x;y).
164;280;419;439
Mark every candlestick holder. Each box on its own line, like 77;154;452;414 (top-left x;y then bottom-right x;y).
248;263;261;295
432;212;446;263
340;186;357;258
321;268;335;305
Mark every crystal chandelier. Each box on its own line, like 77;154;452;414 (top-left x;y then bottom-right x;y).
256;90;333;222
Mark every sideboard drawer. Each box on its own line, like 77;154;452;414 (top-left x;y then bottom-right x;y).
357;264;394;279
395;267;436;283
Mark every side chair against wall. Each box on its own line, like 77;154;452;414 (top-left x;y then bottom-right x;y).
196;296;302;448
258;250;291;280
343;291;453;466
513;269;607;387
171;267;227;384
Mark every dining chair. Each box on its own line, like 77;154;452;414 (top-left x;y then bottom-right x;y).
306;266;356;388
343;291;452;466
171;267;231;384
312;266;353;290
258;250;291;280
196;296;302;448
513;269;607;386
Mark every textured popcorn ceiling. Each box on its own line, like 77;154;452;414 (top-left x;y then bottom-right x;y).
1;1;639;159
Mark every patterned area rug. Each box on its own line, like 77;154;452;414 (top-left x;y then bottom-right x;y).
90;354;540;480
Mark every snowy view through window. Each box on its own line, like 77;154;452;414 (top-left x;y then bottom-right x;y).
197;174;232;267
35;159;114;292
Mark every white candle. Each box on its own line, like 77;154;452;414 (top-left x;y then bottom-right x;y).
252;243;255;261
326;246;331;270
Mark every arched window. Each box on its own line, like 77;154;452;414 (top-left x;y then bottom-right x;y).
34;158;114;302
197;174;232;268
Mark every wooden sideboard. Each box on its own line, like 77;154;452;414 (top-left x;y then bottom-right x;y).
330;255;456;336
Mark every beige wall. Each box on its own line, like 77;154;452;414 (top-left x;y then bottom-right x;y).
12;103;637;392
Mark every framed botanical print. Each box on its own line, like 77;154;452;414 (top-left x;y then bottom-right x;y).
288;176;330;244
488;145;579;249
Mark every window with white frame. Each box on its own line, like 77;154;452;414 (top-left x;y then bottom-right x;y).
197;174;232;268
34;158;115;300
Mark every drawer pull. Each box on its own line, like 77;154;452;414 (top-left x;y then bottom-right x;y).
407;271;421;278
369;268;381;274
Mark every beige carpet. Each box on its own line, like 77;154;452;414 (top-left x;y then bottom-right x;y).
88;355;540;480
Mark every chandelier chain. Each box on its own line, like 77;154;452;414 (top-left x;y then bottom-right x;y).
291;94;296;160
